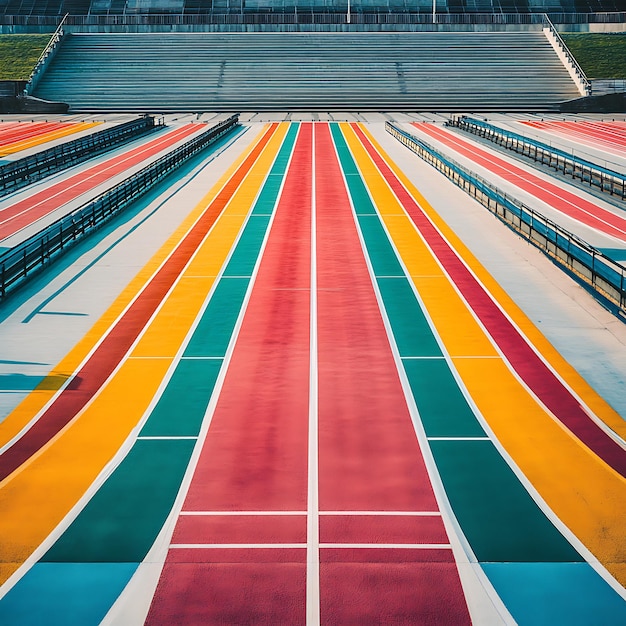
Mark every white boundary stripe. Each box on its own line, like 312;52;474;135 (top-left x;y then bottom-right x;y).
306;123;321;626
0;126;290;604
102;123;301;626
332;125;515;625
352;124;626;602
0;125;274;457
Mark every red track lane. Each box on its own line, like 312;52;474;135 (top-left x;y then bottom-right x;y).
0;124;201;240
412;123;626;242
355;124;626;477
315;123;470;623
0;122;72;146
146;123;312;624
0;124;279;482
520;120;626;154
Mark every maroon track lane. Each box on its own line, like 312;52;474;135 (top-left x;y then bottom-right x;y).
0;124;201;240
146;123;312;624
413;123;626;241
315;123;470;624
0;124;279;482
354;124;626;477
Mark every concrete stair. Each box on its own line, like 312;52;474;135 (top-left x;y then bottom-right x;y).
33;32;581;111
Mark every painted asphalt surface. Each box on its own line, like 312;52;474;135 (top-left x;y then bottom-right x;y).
0;117;625;624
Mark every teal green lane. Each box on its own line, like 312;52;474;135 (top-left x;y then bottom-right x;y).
183;277;249;357
139;358;222;437
429;440;582;563
377;278;442;357
41;439;196;562
402;359;486;438
0;123;300;625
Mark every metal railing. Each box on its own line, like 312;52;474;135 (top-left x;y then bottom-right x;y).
0;114;239;301
23;12;68;95
447;116;626;200
1;11;625;29
386;122;626;318
0;115;161;198
542;13;591;97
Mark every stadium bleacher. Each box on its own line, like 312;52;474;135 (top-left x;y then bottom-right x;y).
0;0;622;16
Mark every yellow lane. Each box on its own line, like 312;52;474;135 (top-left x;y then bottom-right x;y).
0;124;272;448
0;123;289;585
0;122;101;156
342;123;626;586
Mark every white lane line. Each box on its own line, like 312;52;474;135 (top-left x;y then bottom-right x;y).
320;543;452;550
170;543;307;550
170;543;452;544
307;123;321;626
320;511;441;516
180;511;307;516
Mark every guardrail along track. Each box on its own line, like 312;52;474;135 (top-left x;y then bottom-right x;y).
386;121;626;319
0;115;162;198
0;114;239;302
447;115;626;201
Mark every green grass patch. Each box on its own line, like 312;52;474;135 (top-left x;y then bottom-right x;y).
562;33;626;80
0;35;52;80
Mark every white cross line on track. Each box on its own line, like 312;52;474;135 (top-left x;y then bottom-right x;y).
169;543;452;549
177;510;441;516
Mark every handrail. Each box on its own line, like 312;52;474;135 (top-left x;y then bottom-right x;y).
23;12;68;96
0;114;239;302
0;115;161;197
386;122;626;318
2;12;625;29
447;116;625;200
542;13;591;97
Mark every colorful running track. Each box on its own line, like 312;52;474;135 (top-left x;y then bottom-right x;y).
410;122;626;243
0;121;101;157
0;124;203;241
0;122;624;624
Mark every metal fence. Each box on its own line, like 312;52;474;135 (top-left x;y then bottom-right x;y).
0;115;161;198
386;121;626;317
447;116;626;200
0;114;239;301
1;11;625;28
